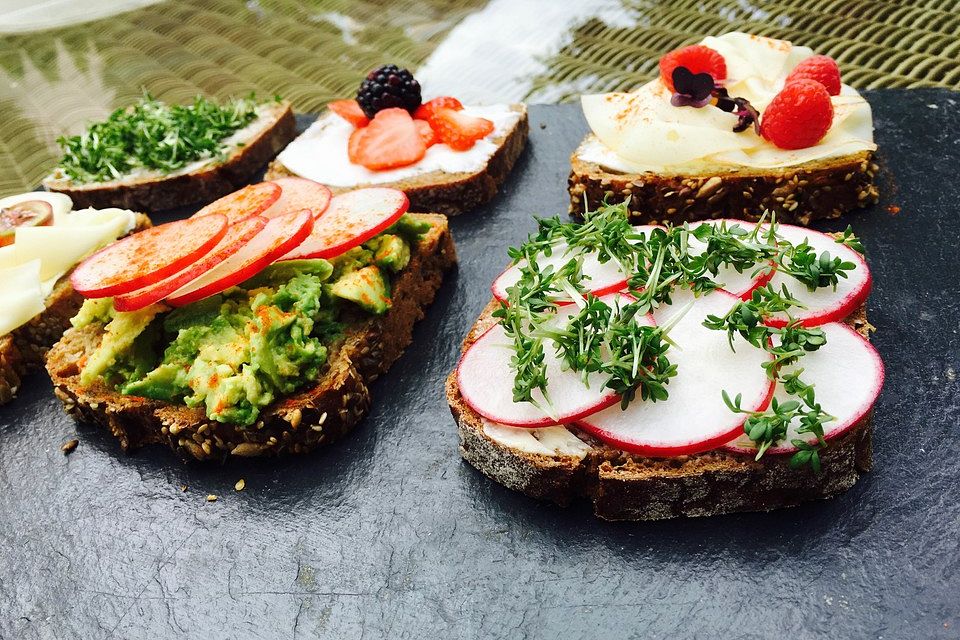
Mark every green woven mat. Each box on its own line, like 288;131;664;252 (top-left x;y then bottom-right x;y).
2;0;958;195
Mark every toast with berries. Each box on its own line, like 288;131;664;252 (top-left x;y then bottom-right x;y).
265;65;528;216
569;33;879;225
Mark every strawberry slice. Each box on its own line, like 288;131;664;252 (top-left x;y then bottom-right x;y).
430;107;494;151
281;188;408;261
261;177;332;219
413;96;463;121
113;216;267;312
350;108;426;171
71;215;228;298
415;119;438;147
166;209;314;307
191;182;281;225
328;99;370;128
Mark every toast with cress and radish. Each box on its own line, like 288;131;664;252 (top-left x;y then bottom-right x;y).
569;33;879;226
266;65;528;216
0;191;150;405
43;95;296;213
46;178;456;460
447;201;882;520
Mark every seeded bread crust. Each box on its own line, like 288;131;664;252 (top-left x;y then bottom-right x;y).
45;214;457;461
264;105;529;216
43;102;297;214
0;213;152;405
568;136;879;226
447;299;874;521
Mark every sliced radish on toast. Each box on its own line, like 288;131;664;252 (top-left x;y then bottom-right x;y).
457;293;649;427
491;226;661;303
281;187;408;261
71;215;228;298
113;216;267;312
191;182;281;224
577;289;775;456
688;219;774;299
765;224;871;327
262;177;332;219
166;209;313;306
724;321;883;455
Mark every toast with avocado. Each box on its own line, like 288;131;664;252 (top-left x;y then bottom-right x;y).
46;182;456;460
43;96;296;213
0;192;150;405
447;202;882;520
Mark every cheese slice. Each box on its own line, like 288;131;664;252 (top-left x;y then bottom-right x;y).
14;220;129;281
0;260;46;336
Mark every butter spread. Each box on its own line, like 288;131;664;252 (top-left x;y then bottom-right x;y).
578;32;876;173
276;105;522;187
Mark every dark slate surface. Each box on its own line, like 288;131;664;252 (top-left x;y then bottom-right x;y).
2;90;959;640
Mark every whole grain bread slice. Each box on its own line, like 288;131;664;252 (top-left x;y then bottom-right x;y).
46;213;457;460
265;105;529;216
0;213;152;405
447;299;874;521
569;136;879;226
43;102;297;214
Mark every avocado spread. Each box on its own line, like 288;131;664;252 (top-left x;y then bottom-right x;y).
72;215;430;426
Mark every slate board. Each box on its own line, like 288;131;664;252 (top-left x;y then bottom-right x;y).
2;90;959;640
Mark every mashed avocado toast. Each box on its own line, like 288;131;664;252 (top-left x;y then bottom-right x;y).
46;183;456;460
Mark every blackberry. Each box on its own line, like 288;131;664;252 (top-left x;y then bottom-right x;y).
356;64;422;119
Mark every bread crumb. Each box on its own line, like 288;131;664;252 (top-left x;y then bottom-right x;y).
235;479;246;491
206;494;218;502
61;439;79;455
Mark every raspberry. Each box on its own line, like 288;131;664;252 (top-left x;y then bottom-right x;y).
786;55;842;96
761;80;834;150
659;45;727;92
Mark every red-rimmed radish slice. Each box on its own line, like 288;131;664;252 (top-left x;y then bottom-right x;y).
166;209;313;306
191;182;282;224
764;224;871;327
457;293;648;427
688;219;775;300
724;321;883;455
577;289;775;456
281;187;408;261
113;216;267;312
71;215;228;298
491;225;662;303
262;177;332;219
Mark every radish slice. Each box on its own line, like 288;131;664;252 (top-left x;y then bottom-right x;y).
191;182;281;225
113;216;267;312
724;322;883;455
491;225;661;303
457;293;649;428
765;224;871;327
687;219;774;300
281;187;408;261
577;289;775;456
262;177;332;219
71;215;228;298
166;209;313;306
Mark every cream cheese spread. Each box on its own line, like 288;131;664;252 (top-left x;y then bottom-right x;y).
578;32;876;174
482;419;591;459
276;105;522;187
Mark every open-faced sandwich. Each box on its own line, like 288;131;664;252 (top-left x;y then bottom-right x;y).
43;95;296;213
46;178;456;460
570;33;879;225
447;201;883;520
0;191;149;404
267;65;528;216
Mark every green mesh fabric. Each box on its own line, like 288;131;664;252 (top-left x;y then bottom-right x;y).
1;0;957;194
